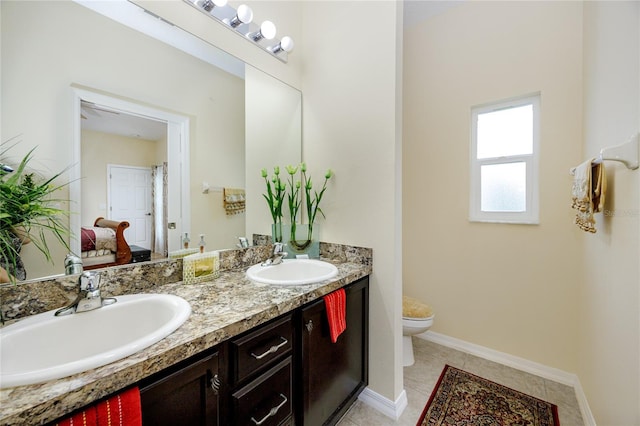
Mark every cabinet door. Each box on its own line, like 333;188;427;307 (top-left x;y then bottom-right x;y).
299;277;369;426
140;351;220;426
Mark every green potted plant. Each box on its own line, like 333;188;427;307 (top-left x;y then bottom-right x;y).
0;142;71;282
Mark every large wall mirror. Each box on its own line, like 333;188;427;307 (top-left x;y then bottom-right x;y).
0;0;301;282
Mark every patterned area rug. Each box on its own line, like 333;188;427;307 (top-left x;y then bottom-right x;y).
417;365;559;426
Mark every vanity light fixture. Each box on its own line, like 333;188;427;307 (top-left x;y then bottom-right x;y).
248;21;276;42
270;36;295;55
184;0;293;62
227;4;253;28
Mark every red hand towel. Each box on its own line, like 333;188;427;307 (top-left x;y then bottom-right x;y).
56;386;142;426
323;288;347;343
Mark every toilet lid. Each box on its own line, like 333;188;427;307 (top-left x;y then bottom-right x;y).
402;296;433;318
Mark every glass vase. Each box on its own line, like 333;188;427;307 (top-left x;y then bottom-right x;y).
282;223;320;259
271;223;283;243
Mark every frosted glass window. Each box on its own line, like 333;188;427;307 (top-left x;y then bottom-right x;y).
480;163;526;212
477;105;533;159
470;94;539;224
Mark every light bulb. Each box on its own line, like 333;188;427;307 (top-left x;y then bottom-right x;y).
249;20;277;42
229;4;253;28
272;36;294;54
259;21;277;40
280;36;294;52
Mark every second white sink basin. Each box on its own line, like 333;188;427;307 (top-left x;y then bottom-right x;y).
246;259;338;285
0;293;190;388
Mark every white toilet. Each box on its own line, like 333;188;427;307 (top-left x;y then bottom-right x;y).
402;296;434;367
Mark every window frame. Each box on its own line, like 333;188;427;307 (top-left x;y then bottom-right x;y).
469;94;540;224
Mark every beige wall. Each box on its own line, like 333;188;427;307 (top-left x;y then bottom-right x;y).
300;0;404;403
580;2;640;424
1;0;245;277
80;130;159;225
403;1;584;372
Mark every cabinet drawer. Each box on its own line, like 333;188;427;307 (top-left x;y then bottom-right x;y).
232;356;292;426
231;315;292;383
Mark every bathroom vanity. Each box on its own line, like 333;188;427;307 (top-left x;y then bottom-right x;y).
137;277;368;425
0;243;372;426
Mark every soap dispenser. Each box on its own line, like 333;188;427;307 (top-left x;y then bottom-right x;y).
182;232;190;249
198;234;206;253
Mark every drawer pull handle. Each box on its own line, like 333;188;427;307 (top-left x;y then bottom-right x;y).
305;320;313;333
251;337;288;360
251;393;288;425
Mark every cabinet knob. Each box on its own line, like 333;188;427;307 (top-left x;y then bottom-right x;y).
305;320;313;333
210;373;220;394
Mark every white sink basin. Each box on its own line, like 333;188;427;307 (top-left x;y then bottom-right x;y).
0;293;190;388
246;259;338;285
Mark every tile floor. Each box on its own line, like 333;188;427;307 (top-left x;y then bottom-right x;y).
337;337;585;426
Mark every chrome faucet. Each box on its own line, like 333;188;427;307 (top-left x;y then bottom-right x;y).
261;243;288;266
55;271;116;316
64;253;83;275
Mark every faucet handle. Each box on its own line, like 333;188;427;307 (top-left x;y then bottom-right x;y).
80;271;100;291
273;242;285;254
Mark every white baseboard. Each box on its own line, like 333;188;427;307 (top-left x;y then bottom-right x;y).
418;331;596;426
358;387;408;420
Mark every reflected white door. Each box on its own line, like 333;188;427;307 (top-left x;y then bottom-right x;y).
108;165;152;250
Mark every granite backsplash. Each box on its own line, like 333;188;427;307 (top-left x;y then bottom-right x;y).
0;241;372;323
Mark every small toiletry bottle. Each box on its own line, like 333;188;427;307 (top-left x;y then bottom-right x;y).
183;232;190;249
199;234;206;253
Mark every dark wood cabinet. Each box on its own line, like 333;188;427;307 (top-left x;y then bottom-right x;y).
297;277;369;426
140;348;221;426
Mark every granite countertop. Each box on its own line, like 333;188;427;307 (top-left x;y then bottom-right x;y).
0;257;372;425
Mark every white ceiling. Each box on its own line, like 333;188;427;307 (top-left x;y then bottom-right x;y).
81;101;167;141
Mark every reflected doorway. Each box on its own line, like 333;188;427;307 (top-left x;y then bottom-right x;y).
71;87;191;260
81;103;166;257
